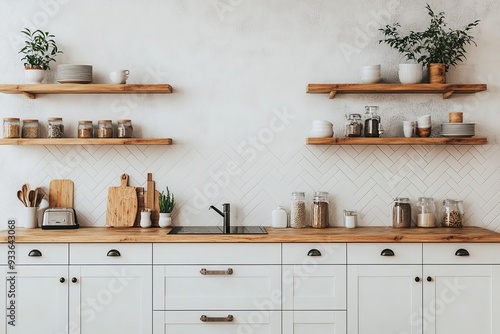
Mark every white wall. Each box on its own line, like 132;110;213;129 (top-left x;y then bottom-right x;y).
1;0;499;230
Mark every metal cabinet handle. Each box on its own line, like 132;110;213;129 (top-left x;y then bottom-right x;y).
72;277;78;283
427;276;432;282
200;315;234;322
60;277;65;283
415;277;420;282
107;249;121;257
200;268;233;275
28;249;42;257
380;249;395;256
455;248;470;257
307;249;322;257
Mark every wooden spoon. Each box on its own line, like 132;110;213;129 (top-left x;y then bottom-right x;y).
17;190;26;206
22;184;30;207
28;190;36;207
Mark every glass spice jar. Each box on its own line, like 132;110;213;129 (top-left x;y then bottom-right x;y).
3;118;21;138
442;199;464;227
311;191;329;228
47;117;64;138
345;113;363;137
22;119;39;138
393;197;411;228
97;120;113;138
78;120;93;138
290;192;306;228
117;119;133;138
364;106;381;137
417;197;436;227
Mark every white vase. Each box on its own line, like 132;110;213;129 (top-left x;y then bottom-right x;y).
398;64;423;84
158;213;171;228
23;207;38;229
24;69;45;84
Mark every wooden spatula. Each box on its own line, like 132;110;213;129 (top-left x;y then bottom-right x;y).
106;174;138;227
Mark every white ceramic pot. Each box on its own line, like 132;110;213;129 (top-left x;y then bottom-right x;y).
398;64;423;84
140;211;151;228
159;212;172;228
25;69;45;84
23;207;38;229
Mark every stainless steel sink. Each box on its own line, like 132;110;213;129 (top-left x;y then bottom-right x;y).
168;226;267;235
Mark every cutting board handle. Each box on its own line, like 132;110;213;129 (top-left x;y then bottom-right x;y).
120;174;129;187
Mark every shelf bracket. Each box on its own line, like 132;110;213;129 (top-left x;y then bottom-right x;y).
443;90;455;99
328;90;337;99
21;91;36;99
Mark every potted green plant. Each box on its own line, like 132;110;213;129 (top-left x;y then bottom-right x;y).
158;187;175;227
19;28;63;83
379;4;479;84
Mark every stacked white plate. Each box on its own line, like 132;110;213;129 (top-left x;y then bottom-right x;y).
440;123;475;138
57;64;93;84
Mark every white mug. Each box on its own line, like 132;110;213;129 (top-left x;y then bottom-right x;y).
140;211;151;228
403;126;415;138
109;70;130;84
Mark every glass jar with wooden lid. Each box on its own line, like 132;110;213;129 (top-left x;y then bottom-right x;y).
47;117;64;138
117;119;133;138
97;120;113;138
22;119;39;138
77;120;94;138
3;118;21;138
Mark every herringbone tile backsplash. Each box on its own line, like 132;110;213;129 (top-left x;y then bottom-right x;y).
26;140;500;231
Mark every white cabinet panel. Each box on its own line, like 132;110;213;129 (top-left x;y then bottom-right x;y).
283;243;346;264
153;311;281;334
423;243;500;264
348;243;422;264
283;311;346;334
69;265;152;334
283;264;346;310
16;243;68;265
423;265;500;334
154;265;281;310
153;243;280;264
70;243;152;264
348;265;422;334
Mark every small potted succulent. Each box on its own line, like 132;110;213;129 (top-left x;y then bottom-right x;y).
19;28;63;83
158;187;175;228
379;4;479;84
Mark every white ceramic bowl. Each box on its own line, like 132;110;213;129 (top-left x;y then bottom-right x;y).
310;129;334;138
361;64;381;71
311;120;333;127
360;76;381;84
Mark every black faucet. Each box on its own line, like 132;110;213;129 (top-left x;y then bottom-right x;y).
209;203;230;234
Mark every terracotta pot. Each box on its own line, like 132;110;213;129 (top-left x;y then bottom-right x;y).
429;63;446;84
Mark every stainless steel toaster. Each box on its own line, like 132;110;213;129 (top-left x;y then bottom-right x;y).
42;208;79;229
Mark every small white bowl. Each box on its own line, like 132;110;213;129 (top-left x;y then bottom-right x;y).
310;129;334;138
361;64;381;71
312;120;333;127
360;76;381;84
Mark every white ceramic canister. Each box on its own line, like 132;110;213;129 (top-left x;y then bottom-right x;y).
272;206;288;228
140;210;151;228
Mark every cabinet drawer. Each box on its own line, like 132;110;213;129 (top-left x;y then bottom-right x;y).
423;243;500;264
348;243;422;264
283;243;346;264
70;243;152;264
153;243;280;264
153;310;281;334
153;265;281;310
16;243;68;265
283;311;346;334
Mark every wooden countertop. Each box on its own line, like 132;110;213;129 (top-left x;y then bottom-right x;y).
1;226;500;243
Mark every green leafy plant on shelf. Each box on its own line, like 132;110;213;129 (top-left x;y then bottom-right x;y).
159;187;175;214
379;4;479;71
19;28;63;70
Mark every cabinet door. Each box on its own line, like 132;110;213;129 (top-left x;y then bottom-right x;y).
69;265;152;334
283;311;346;334
348;265;422;334
283;264;346;310
5;265;68;334
423;265;500;334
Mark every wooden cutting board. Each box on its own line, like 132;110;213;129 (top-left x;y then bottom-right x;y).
106;174;138;227
49;179;74;208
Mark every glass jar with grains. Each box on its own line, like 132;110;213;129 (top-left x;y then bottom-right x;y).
417;197;436;227
22;119;39;138
290;192;306;228
393;197;411;228
47;117;64;138
3;118;21;138
117;119;133;138
78;120;93;138
311;191;329;228
442;199;464;227
97;120;113;138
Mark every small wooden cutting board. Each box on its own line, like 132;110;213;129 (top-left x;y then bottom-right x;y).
106;174;138;227
49;179;74;208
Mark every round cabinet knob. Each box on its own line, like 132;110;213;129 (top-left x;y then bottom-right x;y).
415;277;420;282
71;277;78;283
60;277;65;283
427;276;432;282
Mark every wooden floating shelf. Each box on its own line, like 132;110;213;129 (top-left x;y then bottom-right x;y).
306;83;487;99
0;138;173;146
0;84;173;99
306;137;488;145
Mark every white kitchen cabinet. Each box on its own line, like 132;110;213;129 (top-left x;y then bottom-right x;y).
153;310;281;334
283;311;346;334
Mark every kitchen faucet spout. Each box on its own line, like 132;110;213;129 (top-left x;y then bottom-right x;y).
209;203;230;234
209;205;224;217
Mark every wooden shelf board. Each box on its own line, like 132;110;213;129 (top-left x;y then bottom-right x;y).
306;137;488;145
0;84;172;99
306;83;487;99
0;138;173;146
